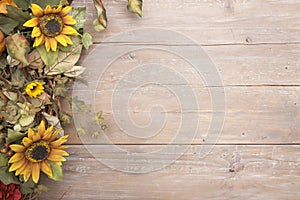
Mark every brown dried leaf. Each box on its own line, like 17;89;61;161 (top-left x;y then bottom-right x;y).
93;0;107;32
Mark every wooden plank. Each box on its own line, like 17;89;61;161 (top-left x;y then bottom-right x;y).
72;0;300;44
40;145;300;200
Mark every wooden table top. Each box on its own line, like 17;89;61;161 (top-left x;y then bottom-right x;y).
41;0;300;199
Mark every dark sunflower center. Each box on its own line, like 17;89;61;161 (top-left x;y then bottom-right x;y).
40;14;63;37
31;85;37;91
25;141;50;163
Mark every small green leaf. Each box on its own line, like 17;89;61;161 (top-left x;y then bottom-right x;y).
45;44;82;76
6;129;26;144
71;7;86;30
0;167;20;185
48;161;63;182
5;33;30;65
0;15;19;35
36;45;59;67
82;32;93;50
20;178;36;194
18;115;35;127
93;0;107;32
127;0;143;17
0;153;8;167
54;84;67;97
60;112;72;125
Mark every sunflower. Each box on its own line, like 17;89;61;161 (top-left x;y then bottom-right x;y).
25;81;44;98
23;4;78;52
8;121;69;183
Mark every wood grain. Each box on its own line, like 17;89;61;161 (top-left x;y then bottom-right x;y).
41;145;300;200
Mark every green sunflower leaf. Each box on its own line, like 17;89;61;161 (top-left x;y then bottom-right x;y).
13;0;30;10
48;161;63;182
32;0;60;9
20;178;36;194
127;0;143;17
93;0;107;32
6;129;26;144
0;167;20;185
71;7;86;30
5;33;30;65
0;16;19;35
6;5;31;26
0;153;8;167
36;45;59;67
45;44;82;76
82;32;93;50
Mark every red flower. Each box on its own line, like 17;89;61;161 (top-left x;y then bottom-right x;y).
0;181;22;200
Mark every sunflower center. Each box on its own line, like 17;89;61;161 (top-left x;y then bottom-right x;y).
31;85;37;91
25;141;50;163
39;14;63;37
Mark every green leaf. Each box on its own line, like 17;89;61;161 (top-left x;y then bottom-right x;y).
48;161;63;182
31;0;60;9
5;33;30;65
93;0;107;32
20;178;36;194
0;15;19;35
127;0;143;17
13;0;30;10
6;5;31;26
64;65;86;78
0;153;8;167
60;112;72;125
11;69;26;88
70;96;91;112
54;84;67;97
71;7;86;30
36;45;59;67
82;32;93;50
0;167;20;185
6;129;26;144
44;44;82;76
18;115;35;127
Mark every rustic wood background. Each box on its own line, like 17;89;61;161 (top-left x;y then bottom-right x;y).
41;0;300;199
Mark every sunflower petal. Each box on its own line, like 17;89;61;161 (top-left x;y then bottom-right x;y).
62;16;76;25
49;37;57;51
33;34;45;47
15;160;28;176
38;121;46;137
31;26;41;38
53;5;62;13
9;144;25;153
41;161;53;177
22;137;33;147
44;5;53;15
23;162;32;182
60;6;72;17
47;153;66;162
23;18;39;27
45;37;51;52
32;163;40;183
42;126;54;140
51;149;69;157
61;26;79;36
9;158;26;172
49;128;62;141
55;35;67;46
51;135;69;147
31;4;44;17
8;153;24;163
28;128;35;140
32;132;41;142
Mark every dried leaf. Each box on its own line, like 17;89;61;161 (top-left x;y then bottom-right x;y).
127;0;143;17
27;50;44;69
93;0;107;32
54;84;67;97
6;129;26;144
44;44;82;76
42;112;64;136
5;33;30;65
11;69;26;88
64;65;86;78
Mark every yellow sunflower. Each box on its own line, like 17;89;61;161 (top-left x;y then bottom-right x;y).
23;4;78;52
25;81;44;98
8;121;69;183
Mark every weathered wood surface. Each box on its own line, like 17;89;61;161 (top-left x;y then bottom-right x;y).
41;145;300;200
42;0;300;199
